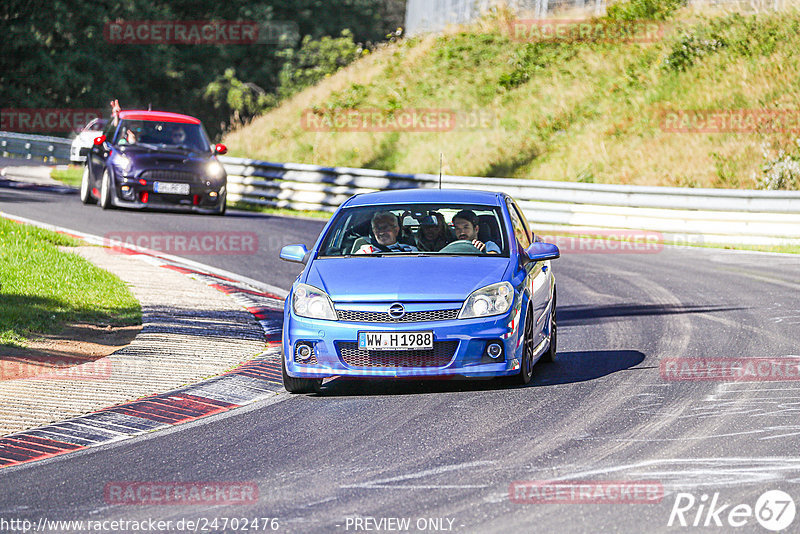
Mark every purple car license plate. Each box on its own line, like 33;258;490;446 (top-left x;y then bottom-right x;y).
154;181;190;195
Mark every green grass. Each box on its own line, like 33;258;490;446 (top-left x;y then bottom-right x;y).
228;200;332;220
223;2;800;190
51;166;83;188
0;217;141;347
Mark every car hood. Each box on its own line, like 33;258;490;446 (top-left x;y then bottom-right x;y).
304;256;511;303
119;147;213;167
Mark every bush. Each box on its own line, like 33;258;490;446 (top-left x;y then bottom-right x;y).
605;0;687;22
277;30;366;100
498;43;577;91
755;141;800;190
204;69;277;131
661;30;725;72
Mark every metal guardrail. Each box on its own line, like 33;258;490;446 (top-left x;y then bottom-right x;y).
221;156;800;245
2;131;798;245
0;131;72;163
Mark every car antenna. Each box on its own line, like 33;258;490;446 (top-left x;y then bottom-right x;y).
439;152;443;190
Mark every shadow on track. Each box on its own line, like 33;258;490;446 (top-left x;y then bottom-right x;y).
314;349;645;397
558;304;745;326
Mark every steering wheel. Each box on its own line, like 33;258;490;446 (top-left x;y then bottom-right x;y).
439;240;482;254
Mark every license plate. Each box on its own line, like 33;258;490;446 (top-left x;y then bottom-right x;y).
154;181;190;195
358;331;433;351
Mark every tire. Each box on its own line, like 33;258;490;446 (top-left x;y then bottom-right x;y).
513;305;536;385
214;192;226;216
99;168;115;210
80;165;96;205
282;355;322;394
541;288;557;363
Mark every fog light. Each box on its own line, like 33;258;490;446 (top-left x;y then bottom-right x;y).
295;343;313;363
120;185;135;200
209;191;218;198
486;342;503;359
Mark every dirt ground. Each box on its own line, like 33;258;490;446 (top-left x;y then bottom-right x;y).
0;323;141;380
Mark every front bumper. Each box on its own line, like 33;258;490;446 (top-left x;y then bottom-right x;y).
111;176;225;212
282;308;527;379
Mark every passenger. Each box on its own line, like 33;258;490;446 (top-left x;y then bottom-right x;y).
119;127;137;145
452;209;500;254
110;99;122;126
415;212;453;252
354;211;418;254
110;100;137;144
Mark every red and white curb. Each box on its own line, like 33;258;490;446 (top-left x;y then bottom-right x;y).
0;213;289;469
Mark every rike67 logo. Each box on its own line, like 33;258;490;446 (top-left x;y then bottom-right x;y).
668;490;796;531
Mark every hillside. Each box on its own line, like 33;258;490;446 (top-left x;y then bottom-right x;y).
223;3;800;189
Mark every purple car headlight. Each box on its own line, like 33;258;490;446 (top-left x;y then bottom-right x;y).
206;161;225;180
293;283;337;320
115;153;133;174
459;282;513;319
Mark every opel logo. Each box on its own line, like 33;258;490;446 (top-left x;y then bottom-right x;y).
388;303;405;319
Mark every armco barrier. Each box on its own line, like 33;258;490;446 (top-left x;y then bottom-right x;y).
221;156;800;246
2;131;798;246
0;131;72;163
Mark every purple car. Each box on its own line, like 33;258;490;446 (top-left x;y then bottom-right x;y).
80;110;228;215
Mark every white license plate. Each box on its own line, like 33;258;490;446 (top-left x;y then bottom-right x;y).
154;181;190;195
358;331;433;351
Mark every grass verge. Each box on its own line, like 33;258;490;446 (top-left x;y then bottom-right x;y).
228;200;332;220
0;217;141;347
50;166;83;188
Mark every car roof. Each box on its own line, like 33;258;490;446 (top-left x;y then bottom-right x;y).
343;188;503;207
117;110;201;125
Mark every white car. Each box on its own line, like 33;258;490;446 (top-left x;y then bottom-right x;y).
70;118;107;163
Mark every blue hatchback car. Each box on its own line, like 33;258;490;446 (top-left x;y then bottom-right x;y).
279;189;560;393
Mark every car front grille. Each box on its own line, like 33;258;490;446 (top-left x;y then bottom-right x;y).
141;170;198;183
338;341;458;368
336;309;459;323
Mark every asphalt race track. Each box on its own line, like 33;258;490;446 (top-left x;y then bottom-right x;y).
1;185;800;533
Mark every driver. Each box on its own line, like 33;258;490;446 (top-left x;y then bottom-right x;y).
452;209;500;254
170;127;187;145
354;211;418;254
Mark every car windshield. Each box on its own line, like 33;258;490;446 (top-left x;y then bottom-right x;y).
318;203;508;257
113;119;211;153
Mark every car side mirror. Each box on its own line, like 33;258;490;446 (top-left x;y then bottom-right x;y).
525;242;560;262
93;135;106;146
214;143;227;155
280;244;309;264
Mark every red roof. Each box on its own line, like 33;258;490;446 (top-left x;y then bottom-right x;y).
117;110;201;124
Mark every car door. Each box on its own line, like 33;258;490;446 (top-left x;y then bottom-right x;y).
506;197;550;346
87;120;115;185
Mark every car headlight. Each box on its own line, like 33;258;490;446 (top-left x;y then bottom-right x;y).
292;283;337;320
459;282;514;319
207;161;225;179
116;154;132;174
